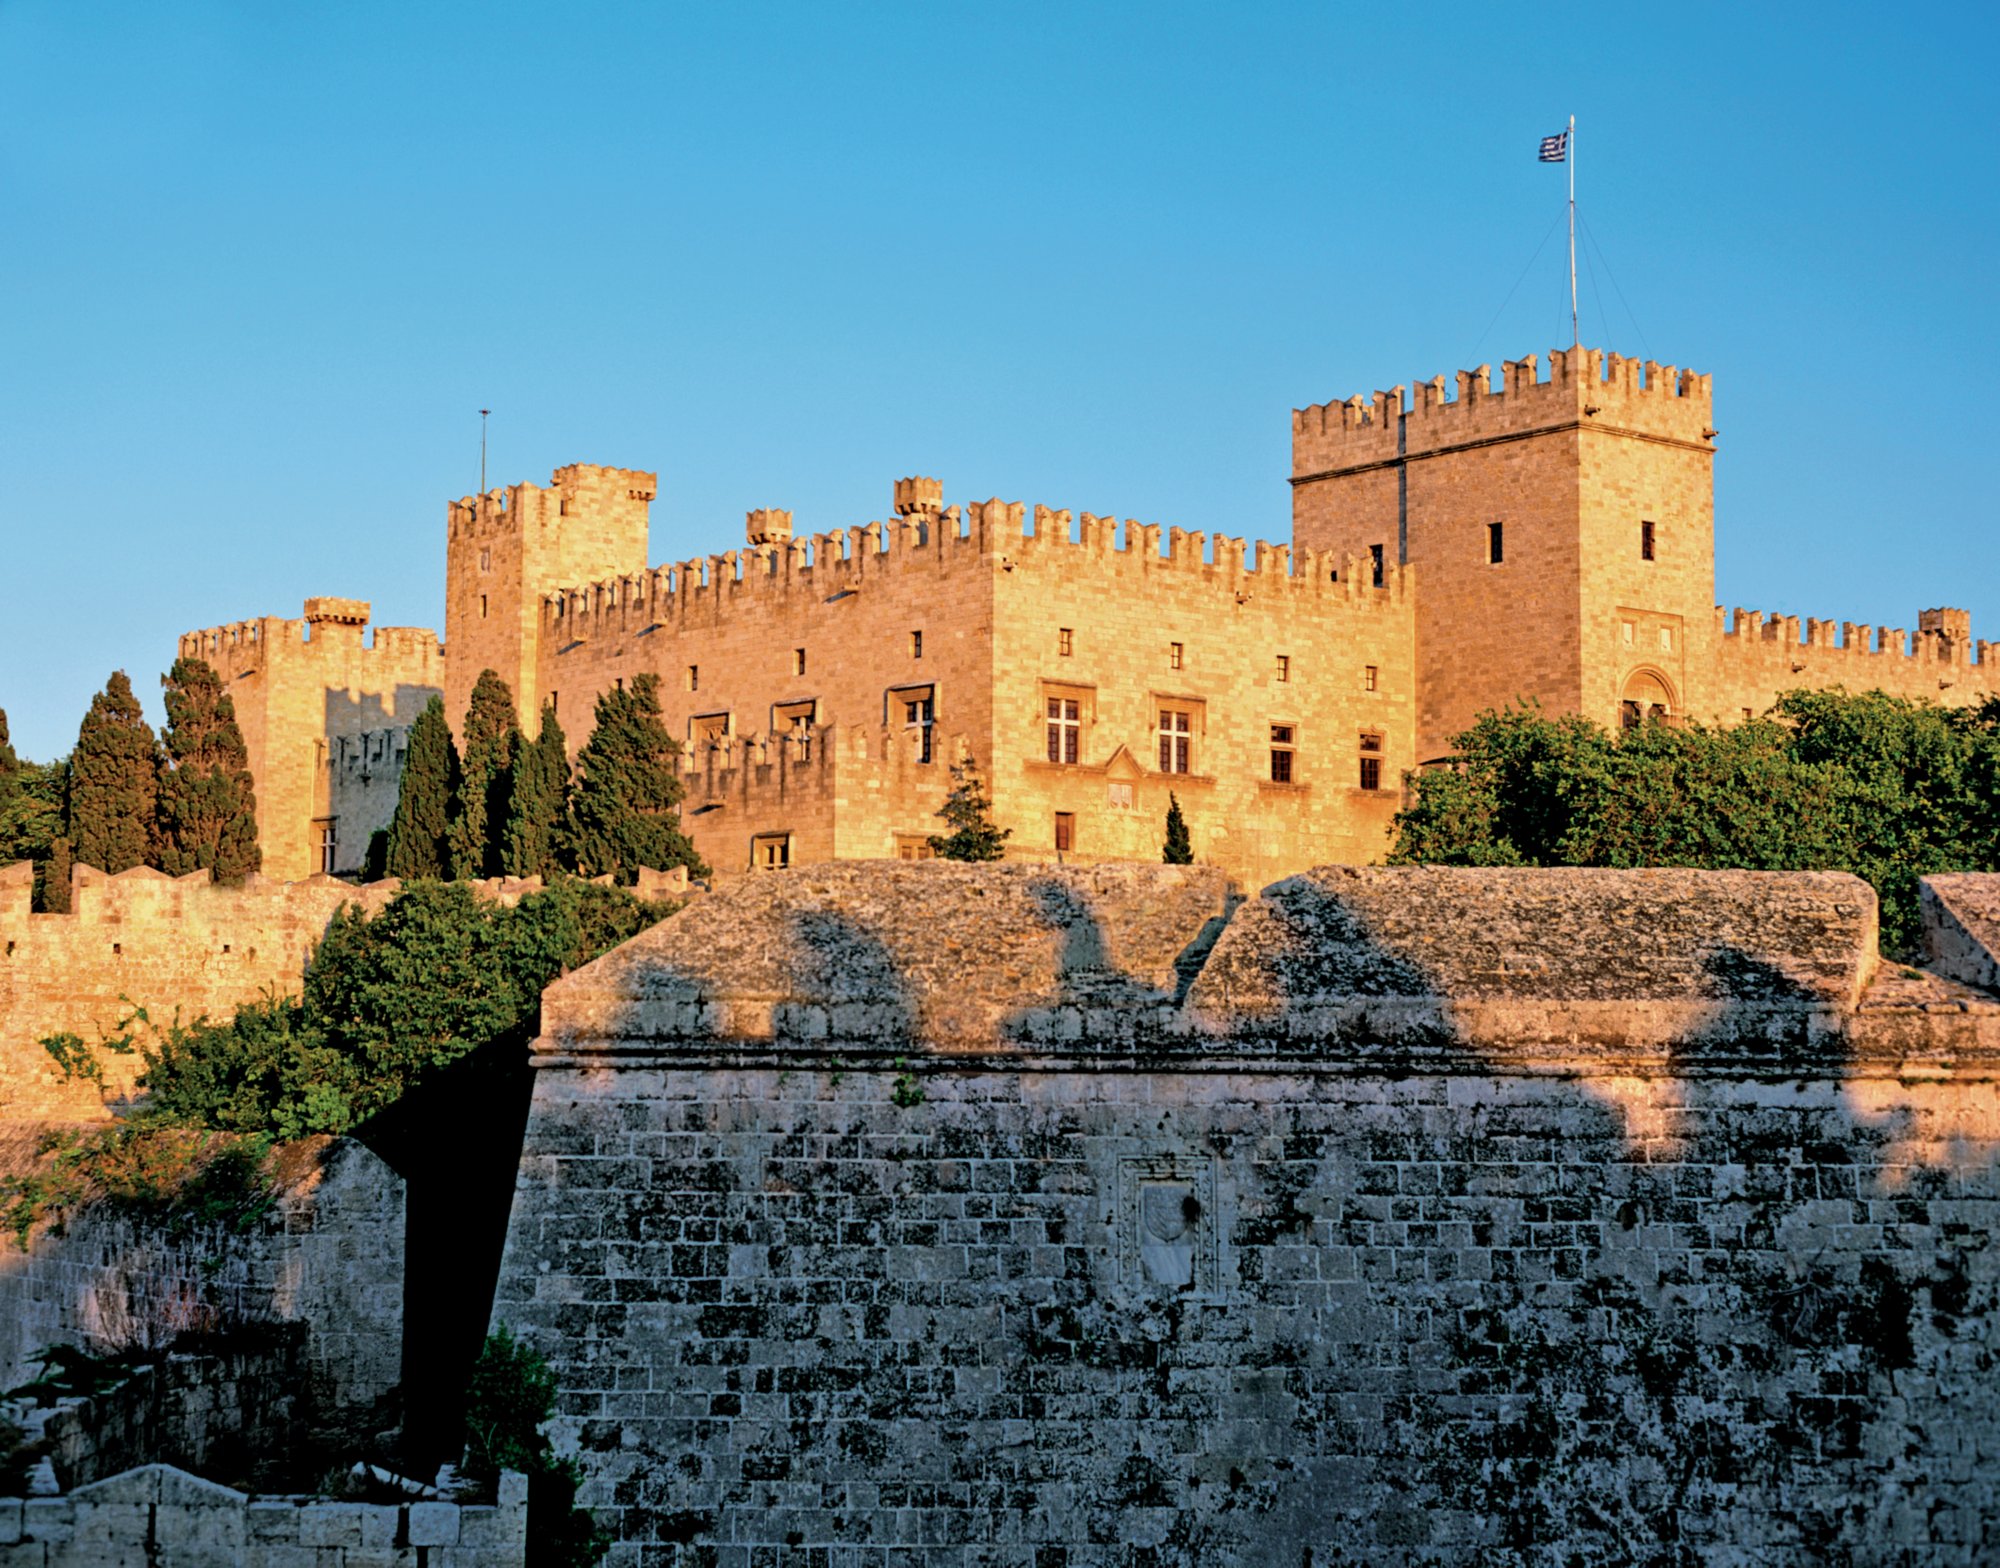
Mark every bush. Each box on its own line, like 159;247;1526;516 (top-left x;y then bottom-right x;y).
464;1327;610;1567
0;1125;274;1248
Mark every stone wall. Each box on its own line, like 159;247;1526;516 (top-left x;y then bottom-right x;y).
493;863;2000;1566
0;1139;405;1454
0;1464;527;1568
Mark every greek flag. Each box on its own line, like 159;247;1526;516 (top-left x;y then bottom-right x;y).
1538;130;1569;162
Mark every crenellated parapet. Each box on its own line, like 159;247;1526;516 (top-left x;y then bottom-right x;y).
447;462;658;542
178;601;442;681
1293;346;1715;479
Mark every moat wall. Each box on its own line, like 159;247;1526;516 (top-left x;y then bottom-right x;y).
493;863;2000;1567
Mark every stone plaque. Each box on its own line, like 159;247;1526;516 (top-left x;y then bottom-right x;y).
1119;1155;1217;1294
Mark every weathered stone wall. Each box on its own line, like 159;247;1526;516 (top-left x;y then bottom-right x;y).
493;863;2000;1566
0;1139;405;1453
0;1464;527;1568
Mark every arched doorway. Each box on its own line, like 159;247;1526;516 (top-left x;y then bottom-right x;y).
1619;669;1676;730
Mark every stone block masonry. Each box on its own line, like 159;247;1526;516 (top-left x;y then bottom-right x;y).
494;863;2000;1566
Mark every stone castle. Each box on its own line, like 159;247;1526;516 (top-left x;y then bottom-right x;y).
180;345;1999;886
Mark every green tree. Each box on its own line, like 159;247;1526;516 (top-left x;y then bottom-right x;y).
66;672;161;873
503;701;570;880
0;709;17;817
384;697;459;880
450;670;522;880
928;757;1010;862
39;835;72;915
563;674;706;884
1162;792;1193;864
156;657;261;883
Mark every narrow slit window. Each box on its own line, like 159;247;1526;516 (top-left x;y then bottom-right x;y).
1169;641;1184;670
1488;522;1504;564
1275;654;1291;683
910;630;923;658
1058;627;1074;657
793;648;807;676
1642;519;1657;561
1370;544;1385;587
1364;665;1378;692
479;594;488;619
686;665;699;692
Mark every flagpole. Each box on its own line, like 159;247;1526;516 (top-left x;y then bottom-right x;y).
1567;114;1578;347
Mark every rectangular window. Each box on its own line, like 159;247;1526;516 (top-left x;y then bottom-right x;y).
752;834;791;871
1370;544;1385;587
1275;654;1291;683
1046;697;1081;764
793;648;807;676
1054;812;1075;854
549;691;558;713
1058;627;1074;657
479;594;488;619
1642;520;1656;561
694;714;731;747
1365;664;1378;692
686;665;699;692
1169;642;1184;670
1659;626;1673;651
1158;709;1192;775
1622;621;1635;646
1359;732;1384;791
910;630;923;658
895;835;935;861
1270;725;1295;784
903;694;935;764
1488;522;1504;564
316;820;337;875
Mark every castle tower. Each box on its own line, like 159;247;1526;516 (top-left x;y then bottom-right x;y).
444;463;656;735
1291;348;1716;761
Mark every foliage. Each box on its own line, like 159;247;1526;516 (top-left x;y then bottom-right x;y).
7;1343;140;1406
0;708;16;823
451;670;522;880
1392;692;2000;956
464;1327;611;1567
928;757;1010;862
156;656;260;883
137;878;678;1139
1162;792;1193;864
504;701;570;880
1;753;63;869
891;1058;926;1108
563;673;706;884
67;671;161;874
39;834;72;913
0;1125;274;1249
385;696;459;880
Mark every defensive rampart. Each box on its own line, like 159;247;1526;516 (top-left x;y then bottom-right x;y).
0;864;547;1122
495;862;2000;1566
1712;606;1999;719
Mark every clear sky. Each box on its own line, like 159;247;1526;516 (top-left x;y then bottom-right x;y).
2;1;1994;758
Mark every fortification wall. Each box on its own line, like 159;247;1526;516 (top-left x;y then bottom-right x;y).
1706;607;2000;723
494;863;2000;1566
177;600;443;881
0;864;541;1122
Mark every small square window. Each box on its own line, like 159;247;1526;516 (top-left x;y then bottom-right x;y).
1058;627;1074;657
1054;812;1075;854
1275;654;1290;683
1169;641;1184;670
1488;522;1504;564
910;630;923;659
1364;665;1378;692
794;648;807;676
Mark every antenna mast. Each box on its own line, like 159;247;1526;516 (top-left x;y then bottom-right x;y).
479;409;490;493
1567;115;1578;348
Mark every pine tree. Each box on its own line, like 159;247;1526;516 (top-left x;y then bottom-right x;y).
503;700;570;879
449;670;522;879
928;757;1010;862
1162;792;1193;864
563;674;706;884
67;671;161;873
384;696;459;880
156;657;261;883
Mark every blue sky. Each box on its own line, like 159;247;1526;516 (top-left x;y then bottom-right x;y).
2;1;1994;758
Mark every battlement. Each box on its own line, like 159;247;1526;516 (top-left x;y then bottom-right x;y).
894;476;944;517
177;601;443;677
1292;346;1715;478
745;507;794;547
1716;605;1994;670
447;463;658;538
537;487;1412;654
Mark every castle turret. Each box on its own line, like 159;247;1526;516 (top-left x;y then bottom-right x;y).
444;463;655;736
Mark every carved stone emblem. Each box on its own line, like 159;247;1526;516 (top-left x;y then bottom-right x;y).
1119;1156;1217;1294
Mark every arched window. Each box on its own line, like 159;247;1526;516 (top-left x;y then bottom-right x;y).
1619;670;1676;730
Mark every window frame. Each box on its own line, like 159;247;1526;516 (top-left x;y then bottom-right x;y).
1269;723;1296;784
1157;707;1194;775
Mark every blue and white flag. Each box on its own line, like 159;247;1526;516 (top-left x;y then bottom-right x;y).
1538;130;1569;163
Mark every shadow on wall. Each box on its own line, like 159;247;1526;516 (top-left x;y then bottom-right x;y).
490;864;2000;1566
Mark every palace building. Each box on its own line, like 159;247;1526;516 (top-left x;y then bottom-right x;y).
180;345;1999;885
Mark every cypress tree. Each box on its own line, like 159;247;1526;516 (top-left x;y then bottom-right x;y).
563;674;706;883
503;700;570;879
156;657;261;883
1162;793;1193;864
0;709;17;814
384;696;459;880
40;835;73;914
928;757;1010;862
67;671;161;873
450;670;522;879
